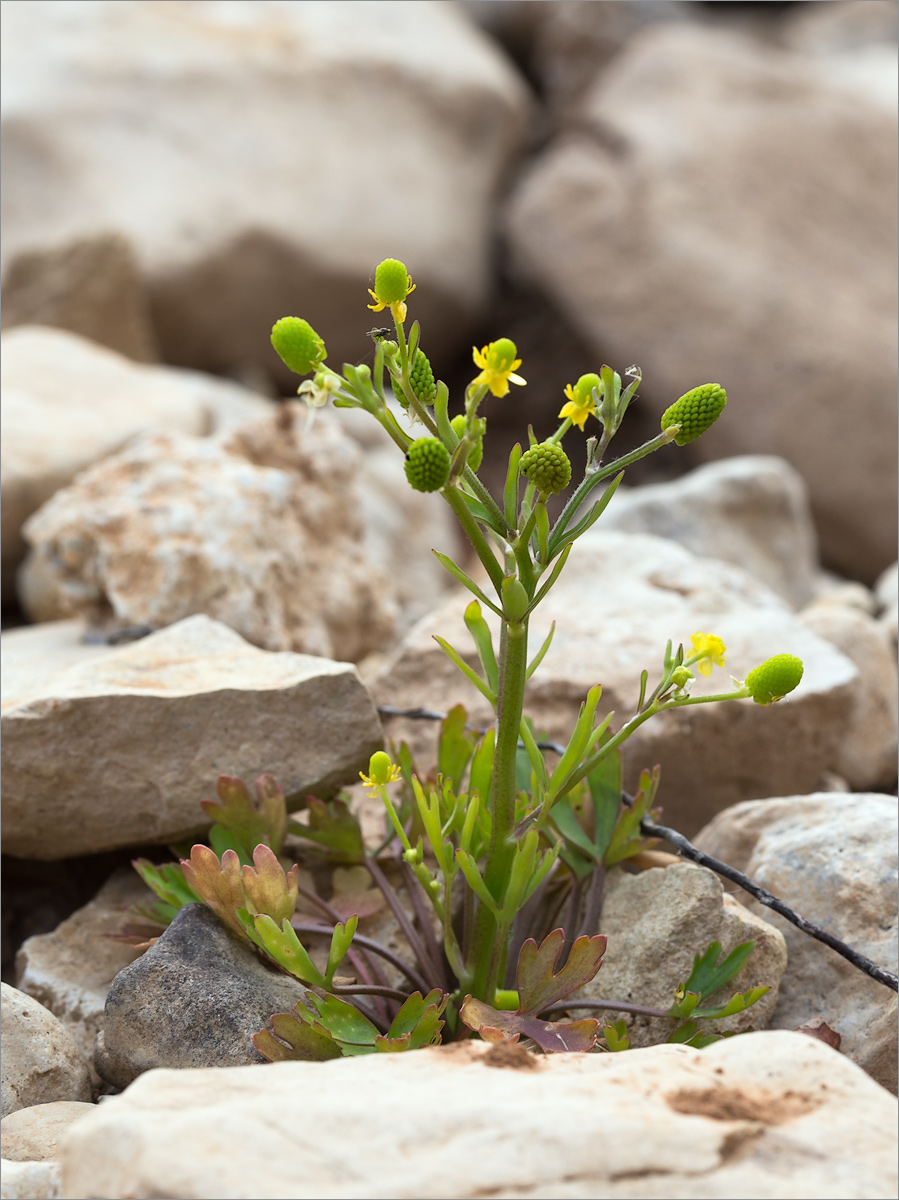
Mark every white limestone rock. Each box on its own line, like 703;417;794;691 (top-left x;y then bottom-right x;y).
0;987;91;1120
1;1101;94;1163
376;531;860;835
694;793;899;1094
1;325;270;601
599;455;819;609
1;1;531;381
15;870;153;1066
1;615;383;859
0;1158;60;1200
58;1034;898;1199
506;23;897;582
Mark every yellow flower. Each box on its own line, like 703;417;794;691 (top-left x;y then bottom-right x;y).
359;751;402;789
558;373;601;430
690;632;727;677
367;258;415;324
472;339;526;398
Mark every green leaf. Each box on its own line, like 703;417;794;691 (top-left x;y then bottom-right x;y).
603;1020;631;1052
289;796;364;864
604;766;661;867
468;729;495;807
200;774;288;859
131;859;200;923
432;552;503;617
463;602;499;694
667;1020;726;1048
692;986;770;1020
253;1009;342;1062
437;704;478;793
669;941;757;1010
433;636;497;705
526;622;555;681
245;913;326;988
381;989;447;1050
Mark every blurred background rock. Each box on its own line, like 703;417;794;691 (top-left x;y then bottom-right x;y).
2;0;896;619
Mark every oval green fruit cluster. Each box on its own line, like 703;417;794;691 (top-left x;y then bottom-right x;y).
520;441;572;495
408;349;436;407
404;437;451;492
661;384;727;445
270;317;326;376
373;258;412;304
745;654;804;705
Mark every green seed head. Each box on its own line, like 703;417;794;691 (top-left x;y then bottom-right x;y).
661;384;727;445
408;348;436;407
744;654;804;705
270;317;327;376
404;437;451;492
451;414;484;472
372;258;413;305
519;440;572;495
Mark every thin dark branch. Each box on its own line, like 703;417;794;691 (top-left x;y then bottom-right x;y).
377;704;564;755
540;999;671;1019
638;812;899;994
292;923;432;995
330;984;412;1002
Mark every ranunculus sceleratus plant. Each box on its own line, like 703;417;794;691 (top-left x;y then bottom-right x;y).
137;260;803;1058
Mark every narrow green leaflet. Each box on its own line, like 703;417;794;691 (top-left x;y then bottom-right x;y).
437;703;478;792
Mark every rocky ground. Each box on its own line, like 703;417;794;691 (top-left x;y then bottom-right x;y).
1;2;897;1198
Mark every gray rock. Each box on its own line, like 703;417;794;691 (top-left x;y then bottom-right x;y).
694;793;899;1093
1;614;383;859
600;455;819;609
1;1101;94;1163
506;23;897;582
94;904;310;1090
15;870;153;1067
376;530;860;835
0;986;92;1119
61;1035;899;1199
573;863;786;1047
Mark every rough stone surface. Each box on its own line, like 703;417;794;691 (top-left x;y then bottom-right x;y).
1;1;531;381
0;233;157;361
1;325;269;601
18;418;399;660
0;986;92;1120
61;1034;898;1199
0;1158;60;1200
15;870;153;1066
94;904;310;1090
506;22;897;582
781;0;899;111
599;455;820;609
874;561;898;647
694;793;899;1093
798;604;898;789
573;863;786;1046
376;531;860;835
1;1101;94;1163
1;614;383;859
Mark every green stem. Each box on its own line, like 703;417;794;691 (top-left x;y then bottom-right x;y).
468;617;529;1000
442;486;505;595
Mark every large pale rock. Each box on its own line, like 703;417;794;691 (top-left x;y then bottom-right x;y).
18;420;398;660
781;0;899;111
1;1101;94;1162
574;863;786;1046
15;870;152;1065
1;614;383;859
1;1;531;381
600;455;819;609
506;23;897;582
0;233;157;361
694;793;899;1093
1;325;269;600
0;986;91;1119
798;604;898;789
874;561;898;647
60;1034;897;1199
0;1158;60;1200
95;905;310;1089
376;531;860;835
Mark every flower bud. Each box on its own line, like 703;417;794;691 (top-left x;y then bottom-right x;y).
271;317;327;376
404;437;451;492
661;384;727;445
519;440;572;495
451;414;484;472
744;654;804;705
